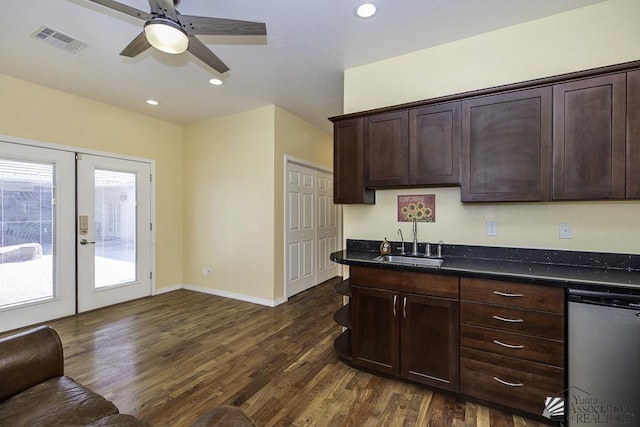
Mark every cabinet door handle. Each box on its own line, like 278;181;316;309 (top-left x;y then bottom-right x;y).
493;376;524;387
492;315;524;323
393;295;397;317
403;297;407;319
493;291;524;298
493;339;524;349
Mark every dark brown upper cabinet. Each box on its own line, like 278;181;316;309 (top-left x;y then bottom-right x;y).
627;70;640;198
364;110;409;187
553;73;626;200
333;118;375;204
461;87;552;202
409;102;461;185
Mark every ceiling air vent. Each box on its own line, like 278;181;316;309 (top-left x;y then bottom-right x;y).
31;26;88;54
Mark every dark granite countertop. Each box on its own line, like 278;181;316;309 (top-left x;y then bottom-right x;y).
331;240;640;294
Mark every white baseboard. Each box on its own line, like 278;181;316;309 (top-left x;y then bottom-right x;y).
153;284;288;307
182;284;288;307
154;284;183;295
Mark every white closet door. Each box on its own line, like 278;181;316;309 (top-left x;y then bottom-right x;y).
286;163;316;297
316;171;340;283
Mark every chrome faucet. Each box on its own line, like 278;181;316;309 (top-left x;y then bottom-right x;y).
412;218;419;256
397;228;406;255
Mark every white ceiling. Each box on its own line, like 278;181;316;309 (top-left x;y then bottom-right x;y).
1;0;603;133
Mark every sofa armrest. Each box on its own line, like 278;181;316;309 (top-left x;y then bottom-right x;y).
0;325;64;403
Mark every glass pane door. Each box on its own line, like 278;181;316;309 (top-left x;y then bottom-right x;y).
77;154;151;312
0;142;75;333
94;169;137;288
0;159;54;307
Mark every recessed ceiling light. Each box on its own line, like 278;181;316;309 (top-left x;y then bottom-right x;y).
146;99;159;106
209;78;224;86
356;3;377;18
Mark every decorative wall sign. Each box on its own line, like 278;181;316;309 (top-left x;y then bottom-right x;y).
397;194;435;222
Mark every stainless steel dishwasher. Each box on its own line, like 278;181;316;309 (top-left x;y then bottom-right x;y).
567;289;640;427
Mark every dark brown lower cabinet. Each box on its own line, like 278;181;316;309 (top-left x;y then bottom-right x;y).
460;347;564;415
459;277;565;416
352;286;399;375
351;268;459;393
341;268;566;419
400;293;459;391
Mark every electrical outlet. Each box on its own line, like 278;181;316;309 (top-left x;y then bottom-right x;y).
559;223;572;239
202;266;211;275
486;221;498;236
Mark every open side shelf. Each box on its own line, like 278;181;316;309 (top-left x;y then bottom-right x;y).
333;329;352;360
334;278;352;297
333;303;352;328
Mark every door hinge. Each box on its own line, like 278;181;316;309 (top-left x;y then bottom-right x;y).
150;174;153;182
150;223;153;231
150;272;153;280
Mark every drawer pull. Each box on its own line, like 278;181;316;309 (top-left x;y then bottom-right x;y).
493;376;524;387
493;339;524;349
492;315;524;323
493;291;524;297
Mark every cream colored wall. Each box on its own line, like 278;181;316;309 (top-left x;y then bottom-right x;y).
273;106;333;299
1;73;333;303
345;0;640;113
0;73;184;288
183;106;276;301
183;106;332;303
342;0;640;254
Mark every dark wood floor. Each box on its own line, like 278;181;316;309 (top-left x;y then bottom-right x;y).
6;279;551;426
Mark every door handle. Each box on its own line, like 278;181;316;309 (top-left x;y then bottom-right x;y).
393;295;397;317
403;297;407;319
80;239;96;245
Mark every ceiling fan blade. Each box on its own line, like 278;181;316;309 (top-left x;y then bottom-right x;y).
187;35;229;73
148;0;178;21
85;0;152;21
180;15;267;36
120;32;152;57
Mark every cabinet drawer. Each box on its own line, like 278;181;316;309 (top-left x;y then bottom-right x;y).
460;278;564;313
460;347;564;416
460;301;564;340
351;266;459;299
460;324;564;367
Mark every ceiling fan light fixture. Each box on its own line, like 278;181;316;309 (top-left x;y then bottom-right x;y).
144;18;189;54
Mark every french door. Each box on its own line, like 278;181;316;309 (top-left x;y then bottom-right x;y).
0;142;76;332
76;154;151;312
0;141;152;332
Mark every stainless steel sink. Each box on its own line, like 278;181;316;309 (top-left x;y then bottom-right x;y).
374;254;444;268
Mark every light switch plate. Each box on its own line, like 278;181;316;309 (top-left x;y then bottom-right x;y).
486;221;498;236
559;223;572;239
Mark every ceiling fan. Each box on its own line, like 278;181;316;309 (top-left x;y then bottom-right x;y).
85;0;267;73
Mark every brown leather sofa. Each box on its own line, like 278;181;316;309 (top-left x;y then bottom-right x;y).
0;326;256;427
